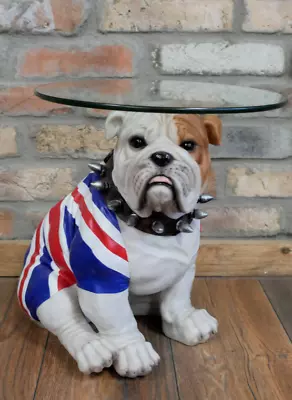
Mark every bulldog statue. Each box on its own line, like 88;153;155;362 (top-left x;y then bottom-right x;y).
17;112;222;378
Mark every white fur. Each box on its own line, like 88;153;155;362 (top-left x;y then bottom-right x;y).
35;112;218;378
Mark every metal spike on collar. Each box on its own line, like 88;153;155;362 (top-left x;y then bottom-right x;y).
198;194;214;204
152;221;165;235
127;213;139;227
176;219;194;233
193;209;208;220
91;181;111;191
107;199;123;211
88;163;106;177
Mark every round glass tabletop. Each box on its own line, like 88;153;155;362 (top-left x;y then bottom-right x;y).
35;79;287;115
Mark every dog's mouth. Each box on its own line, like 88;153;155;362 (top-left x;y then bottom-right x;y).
139;175;181;211
148;175;173;188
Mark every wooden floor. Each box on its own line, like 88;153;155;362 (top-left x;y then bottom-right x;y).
1;278;292;400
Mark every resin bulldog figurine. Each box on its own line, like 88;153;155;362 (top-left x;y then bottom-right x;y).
17;112;222;378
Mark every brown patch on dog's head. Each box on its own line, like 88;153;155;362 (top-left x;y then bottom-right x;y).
173;114;222;185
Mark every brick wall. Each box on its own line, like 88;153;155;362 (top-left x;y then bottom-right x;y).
0;0;291;239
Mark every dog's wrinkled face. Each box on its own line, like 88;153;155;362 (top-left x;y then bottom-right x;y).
105;112;222;218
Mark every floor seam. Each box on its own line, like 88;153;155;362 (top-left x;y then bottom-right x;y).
32;333;49;400
169;339;181;400
259;280;292;344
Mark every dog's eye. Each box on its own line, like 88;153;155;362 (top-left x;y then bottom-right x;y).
180;140;197;152
129;136;147;149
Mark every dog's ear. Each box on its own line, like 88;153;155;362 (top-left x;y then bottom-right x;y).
105;111;126;140
203;115;222;146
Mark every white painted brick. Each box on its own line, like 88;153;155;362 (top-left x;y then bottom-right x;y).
159;80;282;107
101;0;233;32
0;167;73;201
243;0;292;33
227;165;292;197
159;42;285;76
201;207;281;237
0;127;18;157
210;124;292;159
34;125;116;159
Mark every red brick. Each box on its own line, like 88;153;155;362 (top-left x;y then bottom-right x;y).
84;108;110;118
0;86;71;116
35;78;132;97
19;46;133;78
0;80;132;116
51;0;90;34
90;79;133;99
0;0;90;35
0;210;13;237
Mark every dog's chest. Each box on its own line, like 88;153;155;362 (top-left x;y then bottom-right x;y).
118;218;201;295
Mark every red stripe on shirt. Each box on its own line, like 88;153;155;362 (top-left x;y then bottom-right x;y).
72;188;128;262
48;201;76;290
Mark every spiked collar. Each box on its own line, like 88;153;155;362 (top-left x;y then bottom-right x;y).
88;151;213;236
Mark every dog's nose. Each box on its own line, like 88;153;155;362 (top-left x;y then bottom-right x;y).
150;152;174;167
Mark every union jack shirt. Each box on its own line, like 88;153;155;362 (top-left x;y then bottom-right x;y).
17;172;129;322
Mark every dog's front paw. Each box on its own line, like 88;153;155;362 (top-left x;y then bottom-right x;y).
113;341;160;378
163;308;218;346
75;338;113;375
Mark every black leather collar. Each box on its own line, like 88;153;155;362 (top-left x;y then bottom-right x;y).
89;151;212;236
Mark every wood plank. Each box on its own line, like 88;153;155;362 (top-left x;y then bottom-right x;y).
172;279;292;400
0;296;48;400
1;239;292;277
35;317;178;400
261;278;292;341
0;278;17;322
196;239;292;276
0;240;28;276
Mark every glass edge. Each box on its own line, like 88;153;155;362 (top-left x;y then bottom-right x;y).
34;89;288;115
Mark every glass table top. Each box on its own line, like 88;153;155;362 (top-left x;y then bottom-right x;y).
35;79;288;114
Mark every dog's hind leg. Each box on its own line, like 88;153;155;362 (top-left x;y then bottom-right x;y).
36;285;113;374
